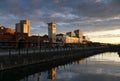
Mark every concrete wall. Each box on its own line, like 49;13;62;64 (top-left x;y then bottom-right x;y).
0;45;120;71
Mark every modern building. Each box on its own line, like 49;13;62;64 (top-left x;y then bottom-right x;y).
62;35;84;43
66;29;83;38
16;20;30;36
56;29;89;44
56;34;84;43
66;32;76;37
48;21;56;43
74;29;83;38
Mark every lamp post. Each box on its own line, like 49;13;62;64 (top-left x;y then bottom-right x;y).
26;40;28;55
38;34;41;53
9;41;11;55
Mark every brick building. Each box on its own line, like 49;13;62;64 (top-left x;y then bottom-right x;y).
0;26;51;49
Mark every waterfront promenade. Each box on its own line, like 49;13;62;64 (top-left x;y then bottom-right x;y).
0;44;120;71
0;46;109;55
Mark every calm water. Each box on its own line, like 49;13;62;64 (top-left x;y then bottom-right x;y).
2;52;120;81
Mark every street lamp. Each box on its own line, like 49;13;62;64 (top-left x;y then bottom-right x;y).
38;34;41;53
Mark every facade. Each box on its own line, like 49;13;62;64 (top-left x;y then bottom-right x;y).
56;34;64;43
66;32;76;37
48;22;56;43
0;26;15;35
0;20;89;49
0;26;15;42
0;25;51;49
63;35;83;43
56;34;84;43
66;29;83;38
56;30;89;44
16;20;30;36
0;26;15;48
74;29;83;38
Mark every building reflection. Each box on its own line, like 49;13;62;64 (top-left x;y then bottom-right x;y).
77;59;84;64
47;68;56;80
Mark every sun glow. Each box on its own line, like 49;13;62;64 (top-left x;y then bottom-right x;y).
85;29;120;44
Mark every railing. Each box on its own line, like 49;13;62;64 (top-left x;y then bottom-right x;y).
0;41;120;56
0;46;110;56
0;44;120;71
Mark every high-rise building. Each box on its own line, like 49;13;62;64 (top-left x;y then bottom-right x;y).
16;20;30;36
48;21;56;43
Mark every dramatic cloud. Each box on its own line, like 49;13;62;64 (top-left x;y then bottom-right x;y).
0;0;120;35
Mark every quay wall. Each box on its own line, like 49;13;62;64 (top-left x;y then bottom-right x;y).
0;46;119;71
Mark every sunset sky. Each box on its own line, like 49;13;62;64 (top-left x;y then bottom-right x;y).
0;0;120;44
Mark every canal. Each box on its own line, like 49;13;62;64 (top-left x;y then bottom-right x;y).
0;52;120;81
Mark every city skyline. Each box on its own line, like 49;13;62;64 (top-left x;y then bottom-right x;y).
0;0;120;43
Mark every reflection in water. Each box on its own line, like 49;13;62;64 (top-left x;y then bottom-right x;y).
90;52;120;62
48;68;56;80
1;52;120;81
77;59;84;64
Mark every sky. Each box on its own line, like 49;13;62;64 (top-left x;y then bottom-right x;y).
0;0;120;43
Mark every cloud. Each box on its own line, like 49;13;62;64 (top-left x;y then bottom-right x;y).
0;0;120;35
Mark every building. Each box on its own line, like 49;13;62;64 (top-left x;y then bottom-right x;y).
0;26;15;35
0;25;51;49
16;20;30;36
0;20;90;49
56;29;89;44
63;35;83;43
66;29;83;38
66;32;76;37
0;26;15;48
74;29;83;38
0;26;15;42
48;21;56;43
56;33;64;43
56;34;84;43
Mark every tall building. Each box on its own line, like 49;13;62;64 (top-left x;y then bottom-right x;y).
48;21;56;43
16;20;30;36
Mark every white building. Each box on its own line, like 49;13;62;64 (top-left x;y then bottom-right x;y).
16;20;30;36
48;22;56;43
62;35;83;43
66;32;76;37
56;35;84;43
74;29;83;38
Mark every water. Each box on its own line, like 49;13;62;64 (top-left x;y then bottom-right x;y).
1;52;120;81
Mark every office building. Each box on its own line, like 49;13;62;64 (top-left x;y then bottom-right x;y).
48;21;56;43
16;20;30;36
66;32;76;37
74;29;83;38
